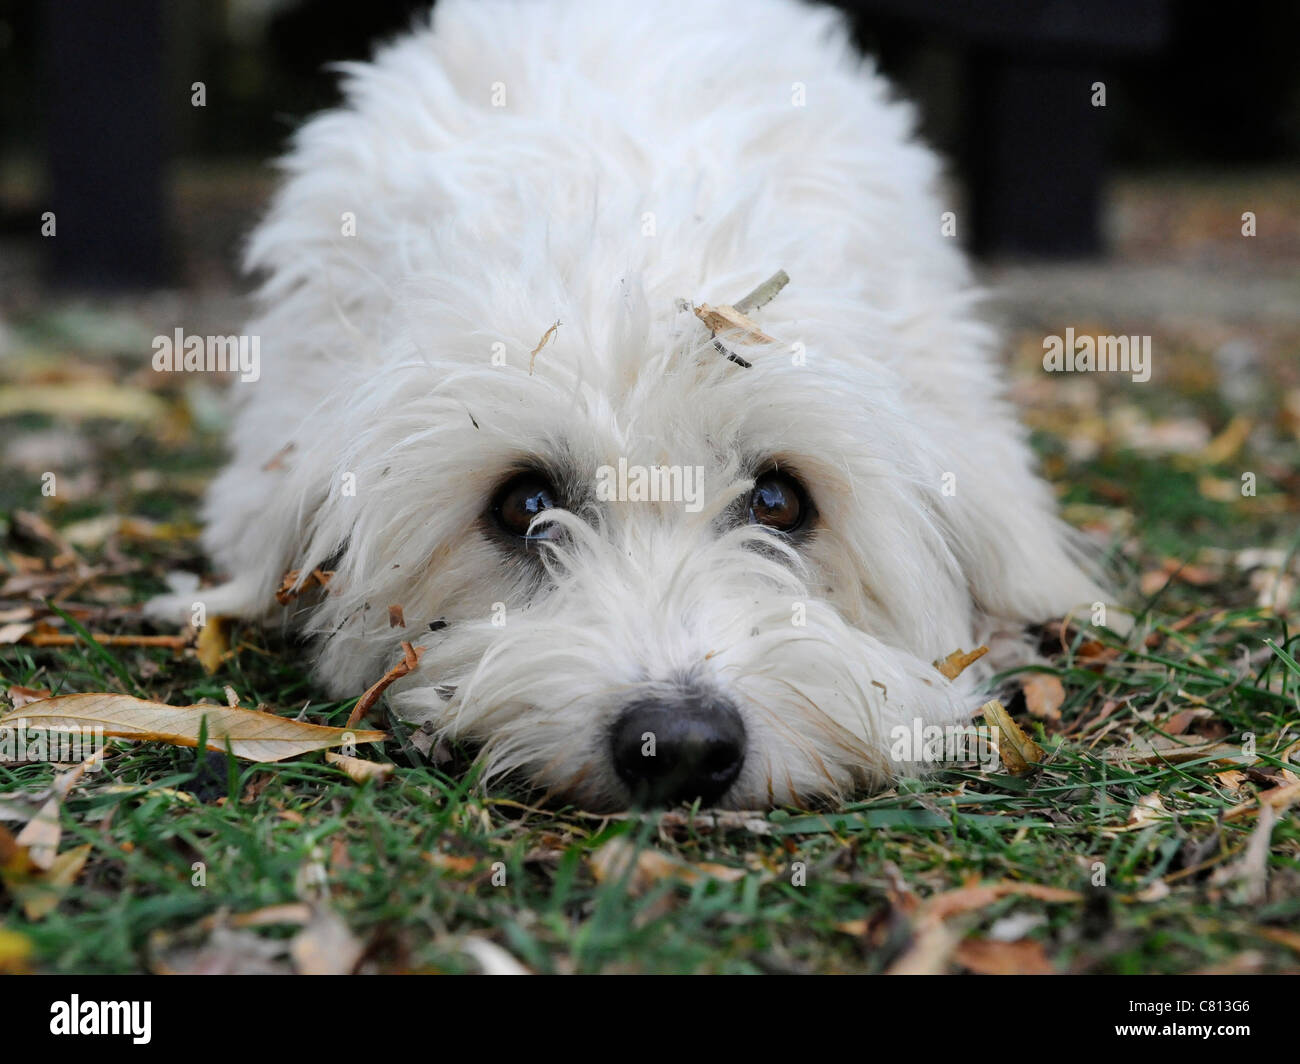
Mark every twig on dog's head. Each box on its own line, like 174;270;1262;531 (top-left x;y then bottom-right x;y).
691;269;790;368
733;269;790;314
528;320;561;375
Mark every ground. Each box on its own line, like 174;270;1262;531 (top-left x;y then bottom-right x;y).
0;169;1298;974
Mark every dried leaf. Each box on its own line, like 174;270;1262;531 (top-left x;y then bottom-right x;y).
0;384;167;423
196;616;230;674
8;844;92;920
922;881;1081;921
6;685;51;709
1103;739;1242;766
274;568;333;606
979;699;1043;774
345;641;423;729
692;302;777;345
324;751;394;785
2;693;384;763
528;320;561;375
954;937;1054;975
934;646;988;681
589;836;745;895
0;928;33;973
1021;674;1065;721
387;604;406;628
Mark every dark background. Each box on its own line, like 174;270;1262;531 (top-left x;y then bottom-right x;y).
1;0;1298;287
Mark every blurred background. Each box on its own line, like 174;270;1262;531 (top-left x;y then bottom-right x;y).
0;0;1297;589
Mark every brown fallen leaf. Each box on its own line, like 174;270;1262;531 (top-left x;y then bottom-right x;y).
589;836;745;895
1102;739;1243;766
979;699;1044;774
387;604;406;628
274;567;334;606
1;694;384;763
934;646;988;681
955;937;1054;975
922;881;1081;921
1224;780;1300;822
1257;927;1300;955
693;302;778;348
1021;673;1065;722
345;641;423;729
324;751;394;785
195;616;231;674
6;685;52;710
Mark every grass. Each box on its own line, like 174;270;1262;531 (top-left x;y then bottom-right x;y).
2;304;1299;974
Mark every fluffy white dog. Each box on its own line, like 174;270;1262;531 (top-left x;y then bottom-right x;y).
157;0;1102;809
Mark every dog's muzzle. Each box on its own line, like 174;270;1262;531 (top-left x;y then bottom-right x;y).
610;691;746;806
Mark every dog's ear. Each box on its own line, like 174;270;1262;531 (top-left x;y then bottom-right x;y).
937;426;1112;634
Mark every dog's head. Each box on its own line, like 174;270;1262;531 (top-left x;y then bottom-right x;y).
174;1;1102;810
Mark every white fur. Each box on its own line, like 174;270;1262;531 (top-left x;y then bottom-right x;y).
154;0;1102;808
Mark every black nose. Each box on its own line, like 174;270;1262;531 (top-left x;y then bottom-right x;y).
611;693;745;806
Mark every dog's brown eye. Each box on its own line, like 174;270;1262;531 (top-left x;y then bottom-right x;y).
749;470;806;532
492;472;559;539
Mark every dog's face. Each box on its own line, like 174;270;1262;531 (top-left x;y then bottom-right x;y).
269;284;977;811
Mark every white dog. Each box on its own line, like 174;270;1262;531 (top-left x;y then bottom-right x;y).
156;0;1101;809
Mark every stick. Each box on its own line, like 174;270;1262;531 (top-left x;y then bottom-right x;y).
21;633;190;651
733;269;790;314
345;641;423;729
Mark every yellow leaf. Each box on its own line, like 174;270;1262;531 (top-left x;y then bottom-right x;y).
324;752;394;784
1199;415;1252;466
934;646;989;681
196;617;231;674
0;384;167;423
0;928;33;973
9;843;92;920
979;699;1044;774
2;693;384;763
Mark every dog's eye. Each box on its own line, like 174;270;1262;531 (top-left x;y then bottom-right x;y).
492;472;560;539
749;470;807;533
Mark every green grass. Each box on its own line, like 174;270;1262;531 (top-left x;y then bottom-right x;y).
2;310;1299;974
